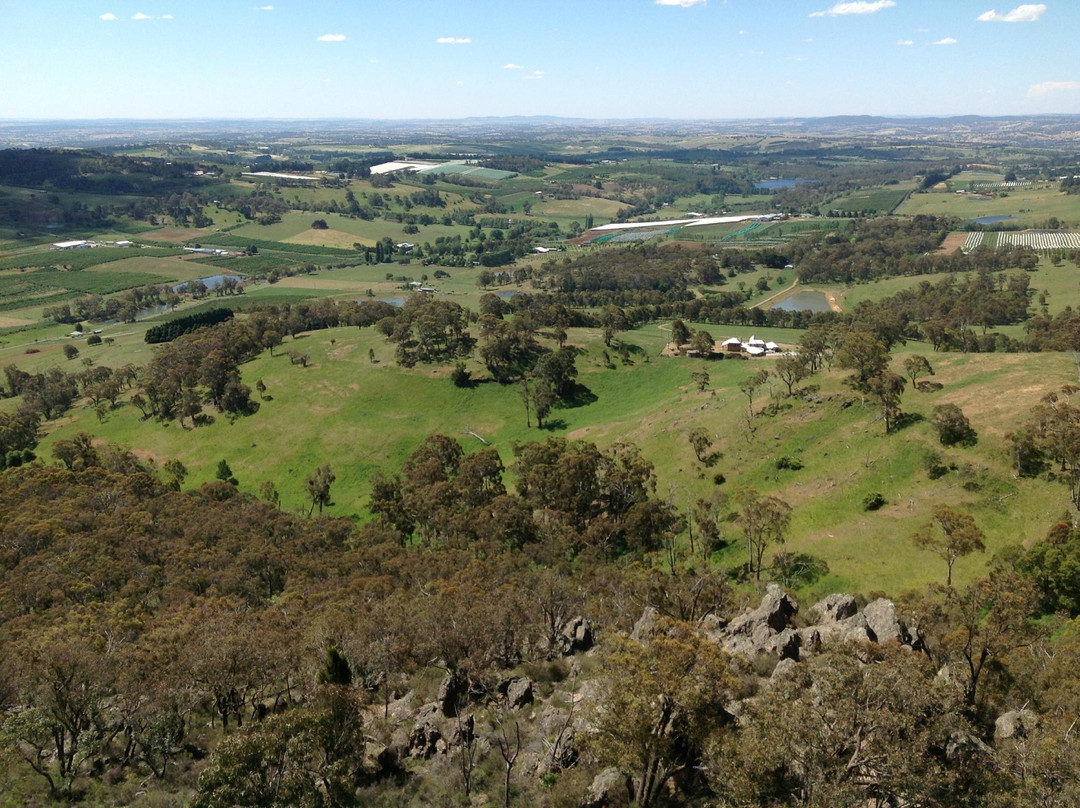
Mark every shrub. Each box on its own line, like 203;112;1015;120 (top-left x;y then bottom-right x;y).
775;455;803;471
863;492;887;511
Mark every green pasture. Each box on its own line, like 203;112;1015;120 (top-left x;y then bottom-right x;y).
229;211;475;247
944;171;1006;190
0;246;182;273
22;315;1075;597
898;186;1080;226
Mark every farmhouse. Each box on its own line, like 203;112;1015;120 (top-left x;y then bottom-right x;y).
51;240;92;250
721;337;742;353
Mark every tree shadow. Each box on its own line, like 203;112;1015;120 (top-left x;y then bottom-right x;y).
703;451;723;468
559;383;597;409
891;412;925;433
540;418;568;431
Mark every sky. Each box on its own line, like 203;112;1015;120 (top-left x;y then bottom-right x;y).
1;0;1078;120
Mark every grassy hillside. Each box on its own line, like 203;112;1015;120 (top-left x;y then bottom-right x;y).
24;315;1077;600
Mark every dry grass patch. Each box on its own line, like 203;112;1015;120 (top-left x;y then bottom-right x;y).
147;227;217;242
284;229;373;249
937;232;968;253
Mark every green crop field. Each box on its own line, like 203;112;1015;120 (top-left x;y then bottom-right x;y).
826;186;911;215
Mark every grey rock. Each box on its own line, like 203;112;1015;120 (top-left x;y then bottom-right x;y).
558;616;594;655
437;672;466;717
947;730;993;760
995;709;1039;740
774;628;802;660
582;767;632;808
811;593;859;624
771;657;799;682
407;703;442;759
863;598;910;645
720;584;800;660
630;606;660;643
504;677;534;710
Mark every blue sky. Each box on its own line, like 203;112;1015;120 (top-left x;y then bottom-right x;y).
1;1;1078;119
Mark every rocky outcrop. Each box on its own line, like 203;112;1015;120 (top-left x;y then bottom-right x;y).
408;703;443;759
677;587;923;666
711;583;802;660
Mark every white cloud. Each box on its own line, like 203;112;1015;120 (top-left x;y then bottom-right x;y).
132;11;152;20
789;56;809;61
99;12;117;20
738;29;746;34
978;4;1046;22
162;14;173;19
932;37;958;44
504;63;522;69
256;4;274;9
317;33;346;42
526;70;544;80
749;50;765;56
896;39;914;45
810;1;895;17
654;0;707;6
1028;80;1080;96
437;37;471;44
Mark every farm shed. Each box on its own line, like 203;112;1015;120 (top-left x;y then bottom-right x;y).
721;337;742;353
51;240;91;250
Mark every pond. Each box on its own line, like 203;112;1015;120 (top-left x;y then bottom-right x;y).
173;274;244;293
970;215;1015;225
495;291;518;299
373;297;406;307
771;290;832;313
754;178;813;191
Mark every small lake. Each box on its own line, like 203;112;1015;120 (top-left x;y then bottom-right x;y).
495;291;518;299
173;274;244;293
374;297;406;308
971;215;1015;225
754;178;813;191
771;290;832;313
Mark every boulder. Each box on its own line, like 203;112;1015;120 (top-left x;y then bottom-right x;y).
630;606;659;643
771;657;799;683
811;593;859;624
863;598;911;645
582;767;633;808
720;584;800;660
557;616;594;655
995;709;1039;740
503;677;534;710
947;730;993;760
